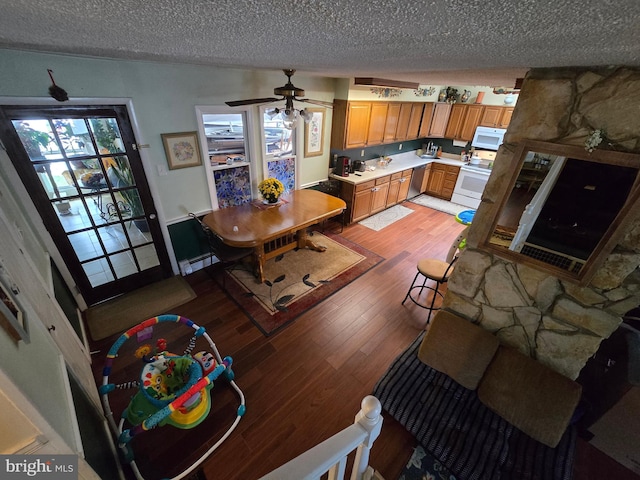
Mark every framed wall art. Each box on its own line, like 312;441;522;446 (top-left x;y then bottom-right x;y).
304;109;325;157
0;273;28;343
161;131;203;170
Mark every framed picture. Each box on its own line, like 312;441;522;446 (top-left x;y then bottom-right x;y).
161;131;203;170
304;109;325;157
0;275;28;343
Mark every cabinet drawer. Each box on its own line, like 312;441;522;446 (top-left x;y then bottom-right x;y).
391;171;403;181
445;165;460;173
402;169;413;177
375;175;391;185
355;180;375;192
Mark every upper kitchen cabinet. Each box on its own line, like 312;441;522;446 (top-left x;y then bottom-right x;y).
418;103;435;138
394;103;413;141
479;106;514;128
383;103;402;143
331;100;371;149
405;103;424;139
427;103;452;137
444;104;483;141
367;102;389;145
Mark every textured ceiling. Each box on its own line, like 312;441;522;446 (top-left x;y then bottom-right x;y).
1;0;639;87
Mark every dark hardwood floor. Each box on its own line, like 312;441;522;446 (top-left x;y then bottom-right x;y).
89;200;639;480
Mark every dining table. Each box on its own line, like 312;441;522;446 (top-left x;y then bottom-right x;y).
203;189;346;283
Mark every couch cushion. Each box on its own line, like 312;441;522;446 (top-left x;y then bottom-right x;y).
417;310;500;390
478;346;582;448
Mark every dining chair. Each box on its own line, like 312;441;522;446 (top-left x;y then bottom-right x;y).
188;213;254;289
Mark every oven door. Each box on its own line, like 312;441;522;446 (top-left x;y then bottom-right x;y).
451;167;490;208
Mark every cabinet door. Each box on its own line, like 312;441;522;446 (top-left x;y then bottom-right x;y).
427;165;445;195
441;165;460;200
420;163;432;193
444;104;466;139
345;102;371;149
371;181;390;214
406;104;424;140
397;170;412;202
459;105;484;141
499;107;514;128
395;103;413;141
386;178;401;207
418;103;435;138
367;103;388;145
352;188;373;222
480;106;502;127
383;103;402;143
428;103;452;137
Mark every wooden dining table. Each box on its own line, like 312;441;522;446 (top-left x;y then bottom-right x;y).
203;189;346;283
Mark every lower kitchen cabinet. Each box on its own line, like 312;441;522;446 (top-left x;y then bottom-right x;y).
426;163;460;201
348;175;391;222
386;169;413;207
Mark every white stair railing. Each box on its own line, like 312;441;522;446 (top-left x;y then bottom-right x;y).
260;395;383;480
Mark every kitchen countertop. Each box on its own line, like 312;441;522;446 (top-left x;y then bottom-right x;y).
329;151;467;185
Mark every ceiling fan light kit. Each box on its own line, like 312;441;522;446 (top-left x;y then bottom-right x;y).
226;69;332;129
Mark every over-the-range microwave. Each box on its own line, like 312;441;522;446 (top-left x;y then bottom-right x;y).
472;126;506;151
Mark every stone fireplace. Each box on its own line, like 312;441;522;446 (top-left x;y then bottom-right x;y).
444;66;640;379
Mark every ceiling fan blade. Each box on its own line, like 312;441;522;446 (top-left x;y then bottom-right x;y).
297;98;334;108
225;97;280;107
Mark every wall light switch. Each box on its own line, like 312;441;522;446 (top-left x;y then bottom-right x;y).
361;150;365;157
399;143;403;150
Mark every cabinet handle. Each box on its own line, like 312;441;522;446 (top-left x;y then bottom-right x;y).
372;187;379;192
399;178;406;182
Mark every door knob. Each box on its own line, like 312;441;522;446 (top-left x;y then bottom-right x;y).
149;214;157;220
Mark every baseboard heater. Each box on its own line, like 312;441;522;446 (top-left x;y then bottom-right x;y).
178;253;218;276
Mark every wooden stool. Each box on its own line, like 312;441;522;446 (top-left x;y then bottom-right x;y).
402;256;457;321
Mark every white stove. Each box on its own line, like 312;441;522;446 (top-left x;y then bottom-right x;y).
451;156;495;208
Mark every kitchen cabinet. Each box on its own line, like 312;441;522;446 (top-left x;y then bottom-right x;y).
445;104;484;141
386;169;413;207
345;175;391;222
479;106;514;128
418;103;435;138
428;103;452;137
444;104;466;139
420;162;432;193
383;103;402;143
367;103;389;145
499;107;514;127
395;103;412;141
406;104;424;139
331;100;371;149
459;105;484;141
426;163;460;200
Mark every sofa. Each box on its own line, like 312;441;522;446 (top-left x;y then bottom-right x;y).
373;311;582;480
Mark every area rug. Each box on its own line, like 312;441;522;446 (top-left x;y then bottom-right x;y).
358;204;414;231
220;231;383;336
589;386;640;473
85;275;196;341
400;445;457;480
410;194;469;216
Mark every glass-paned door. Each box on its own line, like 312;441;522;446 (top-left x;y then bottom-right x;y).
0;105;172;305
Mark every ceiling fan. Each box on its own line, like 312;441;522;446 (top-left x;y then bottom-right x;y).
225;69;333;128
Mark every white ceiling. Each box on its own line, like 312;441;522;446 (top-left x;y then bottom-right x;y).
1;0;639;87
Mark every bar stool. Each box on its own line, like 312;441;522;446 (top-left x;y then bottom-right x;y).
402;256;458;321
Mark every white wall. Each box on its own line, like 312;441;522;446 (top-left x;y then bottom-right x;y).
0;49;335;221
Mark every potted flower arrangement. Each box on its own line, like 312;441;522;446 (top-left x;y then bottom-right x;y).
258;177;285;204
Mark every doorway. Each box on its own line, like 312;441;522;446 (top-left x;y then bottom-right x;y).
0;104;172;305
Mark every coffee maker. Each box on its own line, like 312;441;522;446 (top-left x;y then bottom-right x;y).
334;156;351;177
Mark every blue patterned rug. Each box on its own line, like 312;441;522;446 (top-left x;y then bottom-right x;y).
400;445;457;480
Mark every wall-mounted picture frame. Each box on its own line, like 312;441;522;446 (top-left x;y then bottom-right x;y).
161;131;203;170
0;275;28;344
304;109;325;157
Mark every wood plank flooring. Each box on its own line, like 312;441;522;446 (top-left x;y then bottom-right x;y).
89;200;639;480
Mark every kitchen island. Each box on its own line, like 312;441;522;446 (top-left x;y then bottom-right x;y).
330;151;467;223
